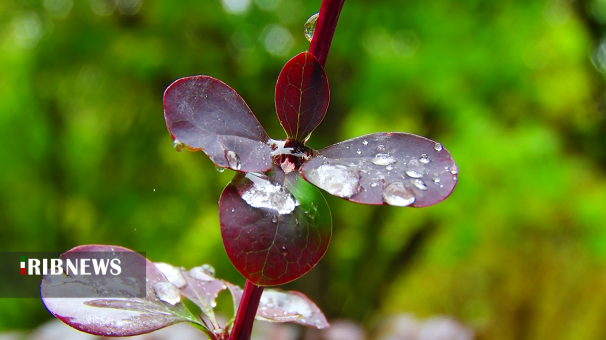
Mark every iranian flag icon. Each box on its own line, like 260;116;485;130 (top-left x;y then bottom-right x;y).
20;256;25;275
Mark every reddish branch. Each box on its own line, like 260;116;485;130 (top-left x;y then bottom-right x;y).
309;0;346;69
228;280;264;340
228;1;344;339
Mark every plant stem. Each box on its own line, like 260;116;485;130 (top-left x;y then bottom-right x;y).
309;0;346;68
228;280;264;340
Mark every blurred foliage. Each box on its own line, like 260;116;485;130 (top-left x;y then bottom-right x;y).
1;0;606;339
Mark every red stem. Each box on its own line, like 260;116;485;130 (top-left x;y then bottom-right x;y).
309;0;346;68
228;280;264;340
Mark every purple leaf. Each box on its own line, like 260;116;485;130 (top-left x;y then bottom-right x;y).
299;133;458;207
256;290;329;329
41;245;199;337
219;165;332;286
275;52;330;142
164;76;273;172
225;282;244;315
225;283;329;329
180;265;227;329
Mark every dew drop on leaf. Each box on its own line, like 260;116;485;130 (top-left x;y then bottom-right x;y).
154;262;187;288
371;153;397;166
241;173;300;214
450;165;459;175
304;12;319;42
434;142;443;151
216;166;225;173
281;246;289;257
362;140;368;146
305;164;361;198
272;215;278;223
386;165;394;171
189;266;215;281
173;139;185;152
153;282;181;306
420;154;431;164
201;264;216;277
411;179;428;190
405;170;423;178
356;149;362;155
376;144;386;152
225;150;241;170
382;182;415;206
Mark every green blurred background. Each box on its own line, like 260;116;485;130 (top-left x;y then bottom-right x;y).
2;0;606;338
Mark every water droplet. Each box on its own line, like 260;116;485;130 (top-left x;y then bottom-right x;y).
450;164;459;175
376;144;386;152
432;177;441;183
173;139;185;152
371;153;396;166
434;142;443;151
201;264;216;277
405;170;423;178
154;263;187;288
386;165;394;171
281;246;289;257
382;182;415;206
231;208;235;213
295;219;299;225
419;154;431;164
305;164;361;198
211;300;217;308
152;188;155;192
153;282;181;305
356;149;362;155
215;166;225;173
411;179;428;190
304;12;319;42
371;182;378;187
362;140;368;146
272;215;278;223
241;173;300;214
189;266;216;281
225;150;241;170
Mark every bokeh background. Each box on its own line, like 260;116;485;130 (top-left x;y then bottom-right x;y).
2;0;606;339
